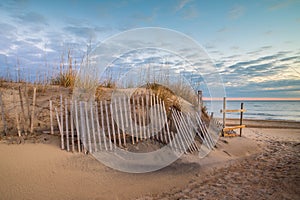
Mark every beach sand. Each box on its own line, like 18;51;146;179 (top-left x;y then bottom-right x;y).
0;121;299;200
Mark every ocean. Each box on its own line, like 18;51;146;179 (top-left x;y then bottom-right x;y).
203;101;300;122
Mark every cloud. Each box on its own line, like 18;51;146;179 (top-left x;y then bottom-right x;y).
228;5;245;19
174;0;193;12
216;48;300;97
268;0;297;11
217;27;228;33
264;30;273;35
0;22;17;35
15;11;48;25
63;25;111;40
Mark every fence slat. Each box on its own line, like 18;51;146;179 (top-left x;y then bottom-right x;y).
50;100;54;135
100;101;107;151
110;103;117;149
79;101;87;154
30;87;36;134
55;107;64;150
128;96;134;144
74;100;81;152
85;102;92;153
105;100;113;150
132;95;138;143
90;101;97;152
113;98;122;146
95;101;102;151
70;100;75;152
118;97;126;146
65;99;70;152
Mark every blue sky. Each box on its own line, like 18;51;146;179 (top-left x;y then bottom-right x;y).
0;0;299;98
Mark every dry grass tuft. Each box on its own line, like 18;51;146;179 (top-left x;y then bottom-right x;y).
146;83;181;114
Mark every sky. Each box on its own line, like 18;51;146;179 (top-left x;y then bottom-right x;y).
0;0;299;98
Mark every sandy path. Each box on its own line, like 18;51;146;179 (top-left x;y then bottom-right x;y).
137;128;300;200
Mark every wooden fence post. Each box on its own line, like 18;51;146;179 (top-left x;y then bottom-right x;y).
50;100;54;135
74;100;81;152
222;97;226;137
198;90;203;110
118;97;126;146
110;103;117;149
240;103;244;137
65;99;69;152
70;100;75;152
0;92;7;136
95;101;102;150
104;101;112;150
55;107;64;150
30;87;36;134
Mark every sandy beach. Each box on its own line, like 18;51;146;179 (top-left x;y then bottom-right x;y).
1;120;299;200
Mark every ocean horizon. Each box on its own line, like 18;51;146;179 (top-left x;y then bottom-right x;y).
204;100;300;122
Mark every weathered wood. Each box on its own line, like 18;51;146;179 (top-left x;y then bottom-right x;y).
137;93;142;140
113;98;122;146
70;100;75;152
74;100;81;152
118;97;126;146
171;111;188;153
105;100;113;150
123;95;129;129
156;96;163;142
175;111;196;152
79;102;86;153
162;101;172;147
223;125;246;131
84;102;92;153
222;97;226;136
0;92;7;135
179;112;198;151
30;87;36;134
240;103;244;137
132;95;138;142
210;112;214;119
152;94;158;140
141;92;146;139
224;109;246;113
60;93;63;137
49;100;54;135
178;111;197;152
55;107;64;149
24;84;30;128
16;113;21;137
160;99;167;143
195;113;213;149
90;101;97;152
197;90;203;109
146;90;150;139
170;131;178;152
194;115;210;149
110;103;116;149
65;99;70;152
128;96;134;144
18;86;27;135
100;101;107;150
172;110;189;151
149;91;154;139
95;101;102;150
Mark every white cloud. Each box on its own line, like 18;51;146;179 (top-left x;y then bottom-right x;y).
174;0;193;12
228;5;245;19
